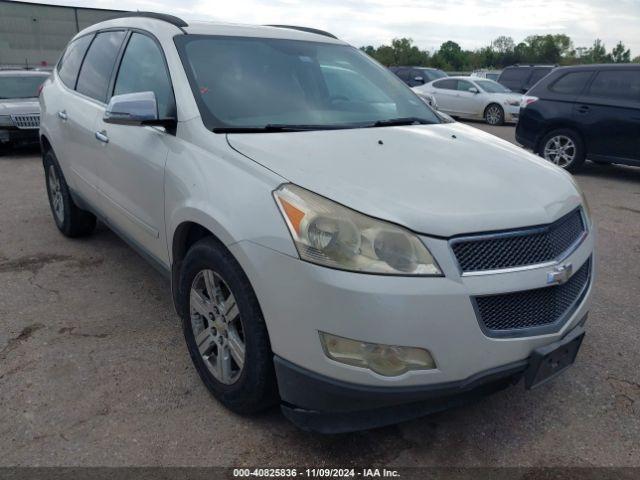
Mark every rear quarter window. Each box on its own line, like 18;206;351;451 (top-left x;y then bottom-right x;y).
549;71;592;95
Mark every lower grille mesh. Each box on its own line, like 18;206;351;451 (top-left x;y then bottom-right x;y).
474;258;591;336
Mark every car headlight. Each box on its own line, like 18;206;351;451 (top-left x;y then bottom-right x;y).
273;184;442;276
0;115;14;127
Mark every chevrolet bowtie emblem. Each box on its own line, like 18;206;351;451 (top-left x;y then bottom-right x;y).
547;263;573;285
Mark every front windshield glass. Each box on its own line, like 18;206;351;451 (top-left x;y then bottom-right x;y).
475;79;510;93
0;75;48;99
175;35;440;130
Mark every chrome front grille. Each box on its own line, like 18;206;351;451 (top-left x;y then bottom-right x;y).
451;208;586;273
473;257;591;337
11;114;40;129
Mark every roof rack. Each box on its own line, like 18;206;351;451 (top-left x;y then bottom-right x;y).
109;11;188;29
266;25;337;39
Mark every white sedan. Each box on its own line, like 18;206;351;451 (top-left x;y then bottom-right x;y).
413;76;522;125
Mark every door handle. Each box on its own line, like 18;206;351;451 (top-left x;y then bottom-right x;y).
94;130;109;143
577;105;590;114
57;110;68;120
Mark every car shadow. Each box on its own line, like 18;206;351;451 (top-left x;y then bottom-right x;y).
577;161;640;183
0;144;41;159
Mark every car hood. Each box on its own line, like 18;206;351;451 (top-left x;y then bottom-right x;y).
0;99;40;115
227;122;581;237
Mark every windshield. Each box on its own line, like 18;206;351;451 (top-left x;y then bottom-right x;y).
475;79;510;93
0;75;48;99
175;35;440;131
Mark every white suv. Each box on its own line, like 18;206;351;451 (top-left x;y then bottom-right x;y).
39;13;595;433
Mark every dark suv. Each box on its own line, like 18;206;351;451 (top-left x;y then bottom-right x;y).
389;66;448;87
497;65;555;93
516;64;640;172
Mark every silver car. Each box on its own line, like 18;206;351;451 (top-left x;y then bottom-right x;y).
414;76;522;125
39;14;594;433
0;70;49;152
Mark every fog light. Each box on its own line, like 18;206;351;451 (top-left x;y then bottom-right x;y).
319;332;436;376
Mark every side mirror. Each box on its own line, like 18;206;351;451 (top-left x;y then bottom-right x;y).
104;91;175;128
468;87;479;94
414;76;424;84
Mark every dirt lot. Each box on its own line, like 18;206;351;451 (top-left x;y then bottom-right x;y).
1;123;639;467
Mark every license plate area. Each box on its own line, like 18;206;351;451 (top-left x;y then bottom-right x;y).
524;326;585;389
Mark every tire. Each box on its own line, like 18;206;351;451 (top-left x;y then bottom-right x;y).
43;149;96;237
177;237;277;414
538;129;586;173
484;104;504;125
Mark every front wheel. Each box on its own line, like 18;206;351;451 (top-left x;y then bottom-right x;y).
484;104;504;125
178;237;277;414
538;129;586;172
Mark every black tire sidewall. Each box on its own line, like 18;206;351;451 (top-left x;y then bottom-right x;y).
177;238;276;413
43;150;71;233
538;129;586;172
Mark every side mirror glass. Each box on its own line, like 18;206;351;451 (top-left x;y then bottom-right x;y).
104;91;167;126
414;76;424;84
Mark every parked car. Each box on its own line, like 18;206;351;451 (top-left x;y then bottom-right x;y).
414;76;522;125
516;64;640;172
498;64;555;93
471;70;502;82
40;13;594;433
389;66;448;87
0;70;49;152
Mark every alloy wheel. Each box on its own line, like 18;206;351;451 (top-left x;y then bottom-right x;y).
189;269;245;385
485;105;502;125
48;165;64;224
543;135;576;168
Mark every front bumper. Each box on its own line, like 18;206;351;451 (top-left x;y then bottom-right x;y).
275;322;586;432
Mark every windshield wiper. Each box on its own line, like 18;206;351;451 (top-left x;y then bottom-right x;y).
213;124;352;133
369;117;434;128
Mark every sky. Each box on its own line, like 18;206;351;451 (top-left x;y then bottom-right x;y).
18;0;640;55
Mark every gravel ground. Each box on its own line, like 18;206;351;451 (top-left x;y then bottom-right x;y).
1;122;639;467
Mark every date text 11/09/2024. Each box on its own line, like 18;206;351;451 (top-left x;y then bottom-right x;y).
233;468;401;477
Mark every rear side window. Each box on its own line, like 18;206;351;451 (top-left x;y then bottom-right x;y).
57;34;93;89
433;79;456;90
113;33;175;118
549;71;592;95
500;68;529;82
587;70;640;101
76;30;126;102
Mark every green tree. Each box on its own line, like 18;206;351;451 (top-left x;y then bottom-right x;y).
438;40;465;70
584;39;611;63
611;41;631;63
492;36;515;54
